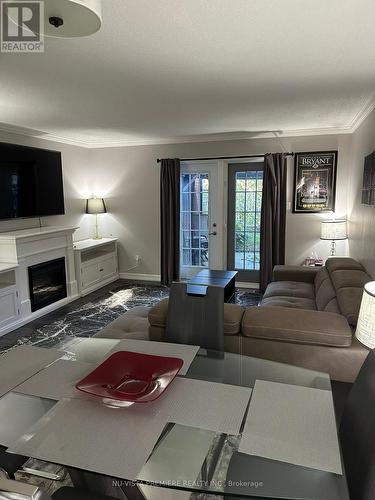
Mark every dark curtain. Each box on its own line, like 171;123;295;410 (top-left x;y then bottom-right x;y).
260;153;287;291
160;158;180;286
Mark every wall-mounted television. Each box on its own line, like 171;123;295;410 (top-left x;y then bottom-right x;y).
0;142;65;220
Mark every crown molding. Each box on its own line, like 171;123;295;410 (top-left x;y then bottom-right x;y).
0;123;357;149
1;96;375;149
346;92;375;132
14;126;353;149
0;123;90;148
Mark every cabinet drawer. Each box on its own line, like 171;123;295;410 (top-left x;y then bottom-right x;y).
99;256;116;280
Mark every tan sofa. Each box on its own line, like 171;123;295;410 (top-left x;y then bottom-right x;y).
95;257;371;383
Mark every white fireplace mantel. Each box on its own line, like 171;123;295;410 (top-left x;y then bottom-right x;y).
0;226;79;336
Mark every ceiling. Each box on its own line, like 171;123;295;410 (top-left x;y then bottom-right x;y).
1;0;375;147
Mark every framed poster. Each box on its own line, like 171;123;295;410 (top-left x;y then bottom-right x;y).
293;151;338;213
361;152;375;206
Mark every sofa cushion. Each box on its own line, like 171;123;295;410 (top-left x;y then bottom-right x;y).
148;298;169;328
239;336;367;383
223;303;245;335
315;277;338;312
148;298;244;336
322;297;340;314
330;269;370;290
272;265;319;283
336;288;364;327
263;281;315;300
325;257;364;273
94;328;149;340
324;263;371;327
314;267;330;293
261;296;317;310
242;306;352;347
94;306;150;339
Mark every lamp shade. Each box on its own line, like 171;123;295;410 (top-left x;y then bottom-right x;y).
356;282;375;349
86;198;106;214
320;220;347;240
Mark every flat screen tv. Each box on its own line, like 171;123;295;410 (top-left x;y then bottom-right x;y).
0;142;65;220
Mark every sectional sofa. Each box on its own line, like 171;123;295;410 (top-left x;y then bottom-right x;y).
94;257;371;383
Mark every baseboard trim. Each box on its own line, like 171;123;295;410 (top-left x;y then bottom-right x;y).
119;272;161;282
236;281;260;289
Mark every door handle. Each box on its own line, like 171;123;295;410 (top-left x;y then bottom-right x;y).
208;231;217;236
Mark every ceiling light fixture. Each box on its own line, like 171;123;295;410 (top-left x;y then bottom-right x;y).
44;0;102;38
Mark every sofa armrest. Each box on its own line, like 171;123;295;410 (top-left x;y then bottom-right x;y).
272;265;319;283
242;306;352;347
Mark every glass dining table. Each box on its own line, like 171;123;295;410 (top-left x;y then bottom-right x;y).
0;337;349;500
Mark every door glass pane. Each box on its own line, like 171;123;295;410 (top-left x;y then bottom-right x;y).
180;173;209;269
181;212;190;230
182;231;191;247
246;192;256;212
235;192;245;211
235;212;244;231
200;216;208;231
234;170;263;271
182;249;191;265
181;193;190;211
246;173;257;191
181;174;190;192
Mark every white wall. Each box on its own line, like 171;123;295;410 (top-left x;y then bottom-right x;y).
90;134;351;277
347;108;375;272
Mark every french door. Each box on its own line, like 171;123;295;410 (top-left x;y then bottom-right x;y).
227;162;264;282
179;160;264;283
179;162;223;280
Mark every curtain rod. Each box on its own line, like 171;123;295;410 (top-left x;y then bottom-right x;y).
156;153;294;163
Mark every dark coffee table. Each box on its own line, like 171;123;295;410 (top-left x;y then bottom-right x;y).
187;269;237;303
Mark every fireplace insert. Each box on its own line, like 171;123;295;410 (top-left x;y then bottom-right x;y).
28;257;67;312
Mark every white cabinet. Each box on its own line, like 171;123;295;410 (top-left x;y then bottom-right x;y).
0;268;21;330
82;261;101;290
0;287;20;329
74;238;119;296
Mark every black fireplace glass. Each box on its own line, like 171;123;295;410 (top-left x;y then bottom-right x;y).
28;257;67;312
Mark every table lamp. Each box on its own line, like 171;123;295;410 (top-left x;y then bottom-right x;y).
320;219;347;256
86;197;107;239
356;282;375;349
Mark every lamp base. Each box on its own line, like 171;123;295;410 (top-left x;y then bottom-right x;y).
93;214;102;240
330;240;336;256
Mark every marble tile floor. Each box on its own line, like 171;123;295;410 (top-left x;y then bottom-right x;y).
0;280;261;354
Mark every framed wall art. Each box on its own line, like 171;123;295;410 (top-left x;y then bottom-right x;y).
293;151;338;213
362;151;375;206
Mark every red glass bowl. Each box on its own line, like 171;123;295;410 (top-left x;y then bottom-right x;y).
75;351;183;403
